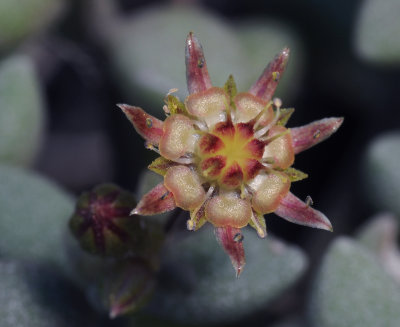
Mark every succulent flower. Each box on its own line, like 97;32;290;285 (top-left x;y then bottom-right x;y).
119;32;343;276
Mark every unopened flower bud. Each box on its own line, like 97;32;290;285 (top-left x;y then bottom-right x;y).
107;259;156;318
69;184;163;259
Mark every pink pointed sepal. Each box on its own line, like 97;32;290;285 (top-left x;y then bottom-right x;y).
215;226;245;278
291;117;343;154
185;32;212;94
249;48;290;101
274;192;333;231
118;104;164;146
131;182;176;216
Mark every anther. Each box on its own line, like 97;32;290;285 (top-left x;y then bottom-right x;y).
161;191;170;200
254;100;282;139
273;97;282;109
167;88;179;95
272;71;280;82
206;184;215;197
144;142;160;154
263;129;290;145
313;130;321;139
197;57;205;68
145;118;153;128
162;105;170;114
187;219;195;231
253;101;273;130
305;195;313;207
233;232;244;243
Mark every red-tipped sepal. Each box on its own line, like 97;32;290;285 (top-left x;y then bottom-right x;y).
118;104;164;146
249;48;290;101
185;32;212;94
132;182;176;216
274;192;333;231
215;226;245;278
291;117;344;154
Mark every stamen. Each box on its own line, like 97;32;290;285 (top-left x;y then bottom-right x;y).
273;97;282;108
145;141;160;154
254;100;281;139
192;120;208;131
253;100;273;130
173;157;195;165
254;125;269;139
305;195;313;207
162;104;170;115
206;184;216;198
240;184;248;199
244;184;256;195
186;220;194;230
187;184;215;230
263;129;290;145
167;88;179;96
261;163;273;171
163;89;179;113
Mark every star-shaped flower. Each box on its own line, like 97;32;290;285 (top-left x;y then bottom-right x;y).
119;32;343;277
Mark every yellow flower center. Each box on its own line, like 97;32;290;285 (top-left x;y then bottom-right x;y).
196;120;264;189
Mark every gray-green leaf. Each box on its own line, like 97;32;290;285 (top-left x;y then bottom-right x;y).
98;5;303;113
354;0;400;64
145;226;308;325
356;213;400;284
309;237;400;327
0;260;96;327
0;55;45;166
0;0;65;49
0;164;74;268
363;131;400;217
